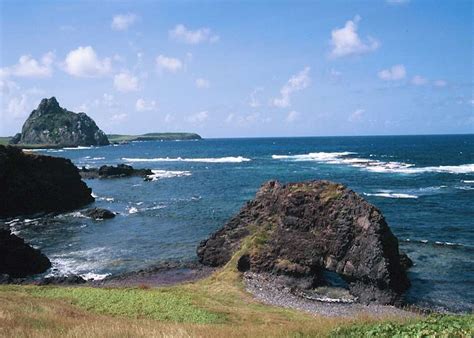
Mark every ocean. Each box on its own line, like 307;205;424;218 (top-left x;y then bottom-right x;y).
3;134;473;312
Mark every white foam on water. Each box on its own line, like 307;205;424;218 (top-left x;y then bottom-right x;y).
364;192;418;199
63;146;94;150
272;151;474;175
272;151;355;161
128;206;139;214
462;180;474;183
47;247;112;280
91;192;98;198
80;272;110;280
123;156;251;163
147;169;192;181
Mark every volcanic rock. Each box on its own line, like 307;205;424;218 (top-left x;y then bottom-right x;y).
0;229;51;278
79;164;152;179
10;97;109;147
36;275;87;285
83;208;115;220
197;180;411;305
0;145;94;217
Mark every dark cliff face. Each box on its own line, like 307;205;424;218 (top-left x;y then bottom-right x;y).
0;229;51;278
0;145;94;217
197;180;411;305
13;97;109;147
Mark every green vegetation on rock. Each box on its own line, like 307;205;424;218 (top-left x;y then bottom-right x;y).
107;132;202;143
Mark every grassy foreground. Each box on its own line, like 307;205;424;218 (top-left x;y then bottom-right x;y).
0;253;472;337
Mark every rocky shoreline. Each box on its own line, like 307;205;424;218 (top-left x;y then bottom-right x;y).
244;271;417;318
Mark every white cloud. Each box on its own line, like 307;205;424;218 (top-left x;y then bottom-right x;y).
434;80;447;87
169;24;219;45
195;78;210;89
111;13;138;31
1;52;55;78
114;72;139;92
330;16;379;58
378;64;406;81
164;113;174;123
272;67;310;108
348;108;365;122
286;110;300;123
135;98;157;111
156;55;183;72
225;113;235;124
411;75;428;86
225;112;271;126
7;94;29;118
186;111;209;123
249;87;263;108
0;79;19;94
63;46;111;77
111;113;128;122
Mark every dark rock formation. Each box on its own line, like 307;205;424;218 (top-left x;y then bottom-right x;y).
0;273;12;284
11;97;109;147
83;208;115;220
197;180;411;305
0;229;51;278
36;275;87;285
0;145;94;217
79;164;152;179
9;133;21;145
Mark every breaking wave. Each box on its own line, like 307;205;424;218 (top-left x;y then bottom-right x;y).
123;156;251;163
364;192;418;199
272;151;474;174
147;169;192;181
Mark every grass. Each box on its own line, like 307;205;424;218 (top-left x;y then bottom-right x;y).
107;132;201;143
331;314;474;337
0;136;12;145
0;247;471;337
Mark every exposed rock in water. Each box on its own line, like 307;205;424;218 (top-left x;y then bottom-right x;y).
0;229;51;278
10;97;109;147
83;207;115;220
79;164;152;179
36;275;87;286
0;145;94;217
197;180;411;305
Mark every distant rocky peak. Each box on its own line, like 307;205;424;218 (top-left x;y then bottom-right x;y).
35;97;62;115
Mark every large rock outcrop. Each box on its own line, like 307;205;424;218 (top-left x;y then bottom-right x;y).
10;97;109;147
0;229;51;278
0;145;94;217
197;180;411;305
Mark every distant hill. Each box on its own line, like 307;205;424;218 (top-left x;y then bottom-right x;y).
107;133;202;143
9;97;109;147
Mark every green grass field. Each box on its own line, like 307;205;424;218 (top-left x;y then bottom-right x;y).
0;247;471;337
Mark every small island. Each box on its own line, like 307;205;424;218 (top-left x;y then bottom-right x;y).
3;97;202;149
107;132;202;143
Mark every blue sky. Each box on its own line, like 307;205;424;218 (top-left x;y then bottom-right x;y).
0;0;472;137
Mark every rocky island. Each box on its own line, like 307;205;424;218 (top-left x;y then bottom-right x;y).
198;180;411;305
9;97;109;148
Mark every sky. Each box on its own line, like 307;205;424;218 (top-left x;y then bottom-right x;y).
0;0;472;138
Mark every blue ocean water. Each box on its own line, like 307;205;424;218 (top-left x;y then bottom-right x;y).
3;135;474;312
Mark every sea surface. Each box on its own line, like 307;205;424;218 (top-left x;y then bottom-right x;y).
3;135;473;312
